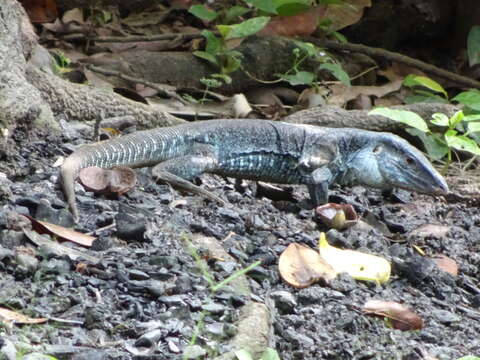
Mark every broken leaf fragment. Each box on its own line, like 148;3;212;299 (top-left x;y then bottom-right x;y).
318;233;390;283
279;243;337;288
362;299;424;331
431;254;458;276
0;307;48;325
79;166;137;196
26;215;95;247
315;203;358;230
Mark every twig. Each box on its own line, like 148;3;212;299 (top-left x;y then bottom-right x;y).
88;65;187;104
62;32;203;43
309;38;480;89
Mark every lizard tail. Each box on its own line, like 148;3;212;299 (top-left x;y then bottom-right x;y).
60;154;83;221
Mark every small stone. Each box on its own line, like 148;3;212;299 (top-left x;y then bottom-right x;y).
0;230;25;249
145;280;166;297
432;309;461;324
115;212;146;242
84;306;108;330
271;290;297;313
182;345;207;359
129;269;150;280
149;255;176;268
35;201;74;228
135;329;162;347
201;302;225;315
159;295;187;307
15;253;39;273
205;322;225;337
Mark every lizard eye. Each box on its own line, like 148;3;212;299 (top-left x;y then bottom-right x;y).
406;156;414;165
372;145;382;154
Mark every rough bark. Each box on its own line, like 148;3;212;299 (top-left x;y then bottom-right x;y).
0;3;55;131
0;1;183;135
285;103;461;133
94;36;377;95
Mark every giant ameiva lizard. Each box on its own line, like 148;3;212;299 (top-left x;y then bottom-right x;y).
61;119;448;220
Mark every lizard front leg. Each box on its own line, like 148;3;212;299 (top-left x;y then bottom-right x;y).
306;167;333;206
151;144;226;205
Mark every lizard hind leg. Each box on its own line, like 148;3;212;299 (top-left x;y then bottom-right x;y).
151;153;226;206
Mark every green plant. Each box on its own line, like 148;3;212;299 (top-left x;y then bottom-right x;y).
402;74;449;104
277;41;350;87
189;0;348;89
192;15;270;86
369;107;480;169
182;235;262;359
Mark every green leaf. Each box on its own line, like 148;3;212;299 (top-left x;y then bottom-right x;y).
188;5;218;21
293;41;318;57
261;348;281;360
452;90;480;112
403;75;447;98
430;113;449;127
212;73;232;84
331;31;348;43
404;94;449;105
319;62;351;86
369;108;430;133
222;52;242;74
246;0;278;14
406;128;448;160
218;16;270;40
201;30;222;55
463;114;480;121
224;6;250;23
276;0;311;16
449;110;464;129
467;25;480;67
193;51;219;67
467;121;480;134
280;71;315;86
456;356;480;360
445;130;480;155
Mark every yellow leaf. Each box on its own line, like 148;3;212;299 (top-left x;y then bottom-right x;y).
318;233;391;283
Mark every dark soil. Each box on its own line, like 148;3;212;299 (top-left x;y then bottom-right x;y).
1;123;480;360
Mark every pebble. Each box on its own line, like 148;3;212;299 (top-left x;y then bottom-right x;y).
271;290;297;313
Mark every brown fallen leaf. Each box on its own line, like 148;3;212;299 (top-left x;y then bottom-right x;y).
362;299;424;331
279;243;337;288
315;203;358;230
0;307;48;325
79;166;137;196
26;215;95;247
23;229;100;263
431;254;458;276
259;6;327;37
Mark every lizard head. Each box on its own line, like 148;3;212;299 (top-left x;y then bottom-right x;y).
347;132;448;196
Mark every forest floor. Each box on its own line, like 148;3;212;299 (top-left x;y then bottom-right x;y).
1;123;480;360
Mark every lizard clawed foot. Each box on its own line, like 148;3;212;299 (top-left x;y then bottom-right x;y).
152;169;226;206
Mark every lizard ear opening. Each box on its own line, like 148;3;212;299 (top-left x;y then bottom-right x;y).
372;145;383;154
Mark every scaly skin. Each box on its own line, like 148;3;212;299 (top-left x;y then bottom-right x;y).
61;119;448;220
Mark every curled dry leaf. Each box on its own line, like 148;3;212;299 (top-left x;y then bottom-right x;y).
0;307;48;325
362;299;424;331
79;166;137;196
25;215;95;247
315;203;358;230
431;254;458;276
279;243;337;288
318;233;390;283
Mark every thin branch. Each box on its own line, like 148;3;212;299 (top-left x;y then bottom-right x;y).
88;65;187;104
62;32;203;43
311;38;480;90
